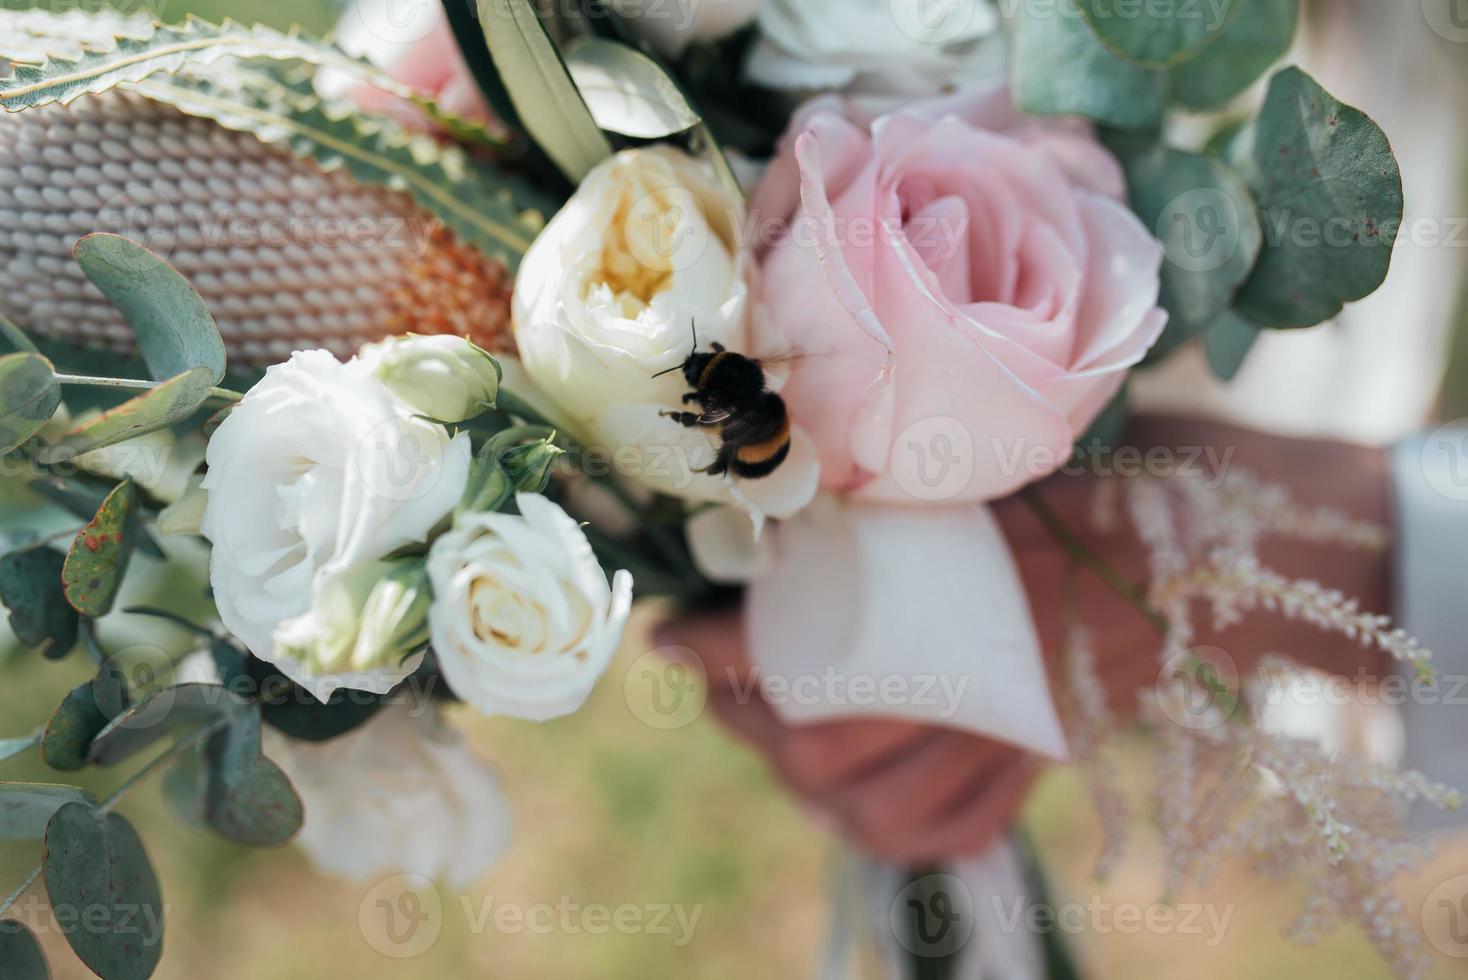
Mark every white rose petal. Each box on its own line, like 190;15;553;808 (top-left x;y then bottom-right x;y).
427;493;634;721
264;698;512;891
201;349;470;697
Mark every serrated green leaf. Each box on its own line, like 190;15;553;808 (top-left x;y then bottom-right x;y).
40;367;215;461
42;803;163;980
475;0;614;183
88;683;245;767
72;234;226;384
0;920;49;980
1227;67;1403;329
41;660;130;771
123;74;548;272
0;547;78;660
0;352;60;455
564;37;700;139
202;709;302;847
0;783;95;840
1170;0;1298;110
1204;309;1262;379
61;480;140;617
1079;0;1238;68
1013;0;1167;130
1120;146;1262;356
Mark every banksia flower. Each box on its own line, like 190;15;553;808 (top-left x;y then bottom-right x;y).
0;90;515;365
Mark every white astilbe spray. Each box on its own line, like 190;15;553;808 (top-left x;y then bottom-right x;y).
1059;621;1130;881
1062;465;1460;979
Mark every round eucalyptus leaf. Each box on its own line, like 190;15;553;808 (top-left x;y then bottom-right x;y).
1170;0;1298;110
87;684;246;768
1079;0;1238;67
1204;310;1262;380
0;783;96;840
72;233;226;384
0;546;79;660
0;352;60;455
1227;67;1402;329
41;661;131;771
42;803;164;980
40;367;216;462
0;920;49;980
202;709;303;847
61;481;141;618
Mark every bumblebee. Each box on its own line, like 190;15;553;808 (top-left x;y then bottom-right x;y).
657;336;791;480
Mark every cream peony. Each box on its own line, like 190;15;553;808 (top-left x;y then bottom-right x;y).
201;349;470;698
512;145;819;531
747;0;1005;96
426;493;634;721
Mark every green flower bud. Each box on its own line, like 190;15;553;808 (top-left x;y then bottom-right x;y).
274;558;431;677
359;334;501;423
353;562;432;671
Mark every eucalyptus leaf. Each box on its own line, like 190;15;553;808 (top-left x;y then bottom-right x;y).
87;683;245;767
0;352;60;454
0;920;49;980
61;480;140;618
42;802;164;980
41;367;215;460
0;546;79;660
1170;0;1298;110
564;37;700;138
1014;0;1167;130
41;661;131;771
0;312;39;355
0;783;95;840
210;645;386;742
202;709;303;847
474;0;614;182
1079;0;1237;67
72;233;226;384
1204;309;1262;380
1227;67;1403;329
1120;146;1262;355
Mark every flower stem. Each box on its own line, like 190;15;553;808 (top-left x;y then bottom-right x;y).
53;372;243;404
0;866;41;919
1019;484;1169;637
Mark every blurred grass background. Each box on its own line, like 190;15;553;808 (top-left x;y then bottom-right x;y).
3;0;1468;977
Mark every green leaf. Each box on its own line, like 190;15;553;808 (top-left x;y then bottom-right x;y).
0;547;79;660
475;0;614;183
1120;146;1263;355
87;684;244;767
40;367;215;461
123;72;549;273
42;802;164;980
0;920;49;980
564;37;700;139
1079;0;1238;67
1013;0;1167;130
61;480;140;618
41;661;131;771
1170;0;1298;110
202;709;302;847
0;313;40;355
0;352;61;455
72;234;226;384
1204;309;1262;380
1226;67;1403;329
209;643;385;742
0;783;95;840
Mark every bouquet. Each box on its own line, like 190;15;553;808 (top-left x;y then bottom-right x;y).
0;1;1458;977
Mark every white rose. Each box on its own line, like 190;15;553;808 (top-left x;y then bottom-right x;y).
513;146;818;531
263;698;512;890
746;0;1005;95
202;349;471;697
616;0;761;57
426;493;633;721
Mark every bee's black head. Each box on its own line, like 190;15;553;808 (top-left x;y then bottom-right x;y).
683;350;717;386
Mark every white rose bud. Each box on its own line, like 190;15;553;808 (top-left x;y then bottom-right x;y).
356;334;502;423
202;349;471;698
274;559;431;687
426;493;633;721
512;146;818;532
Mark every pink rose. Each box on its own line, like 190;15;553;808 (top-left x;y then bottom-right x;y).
751;86;1167;505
